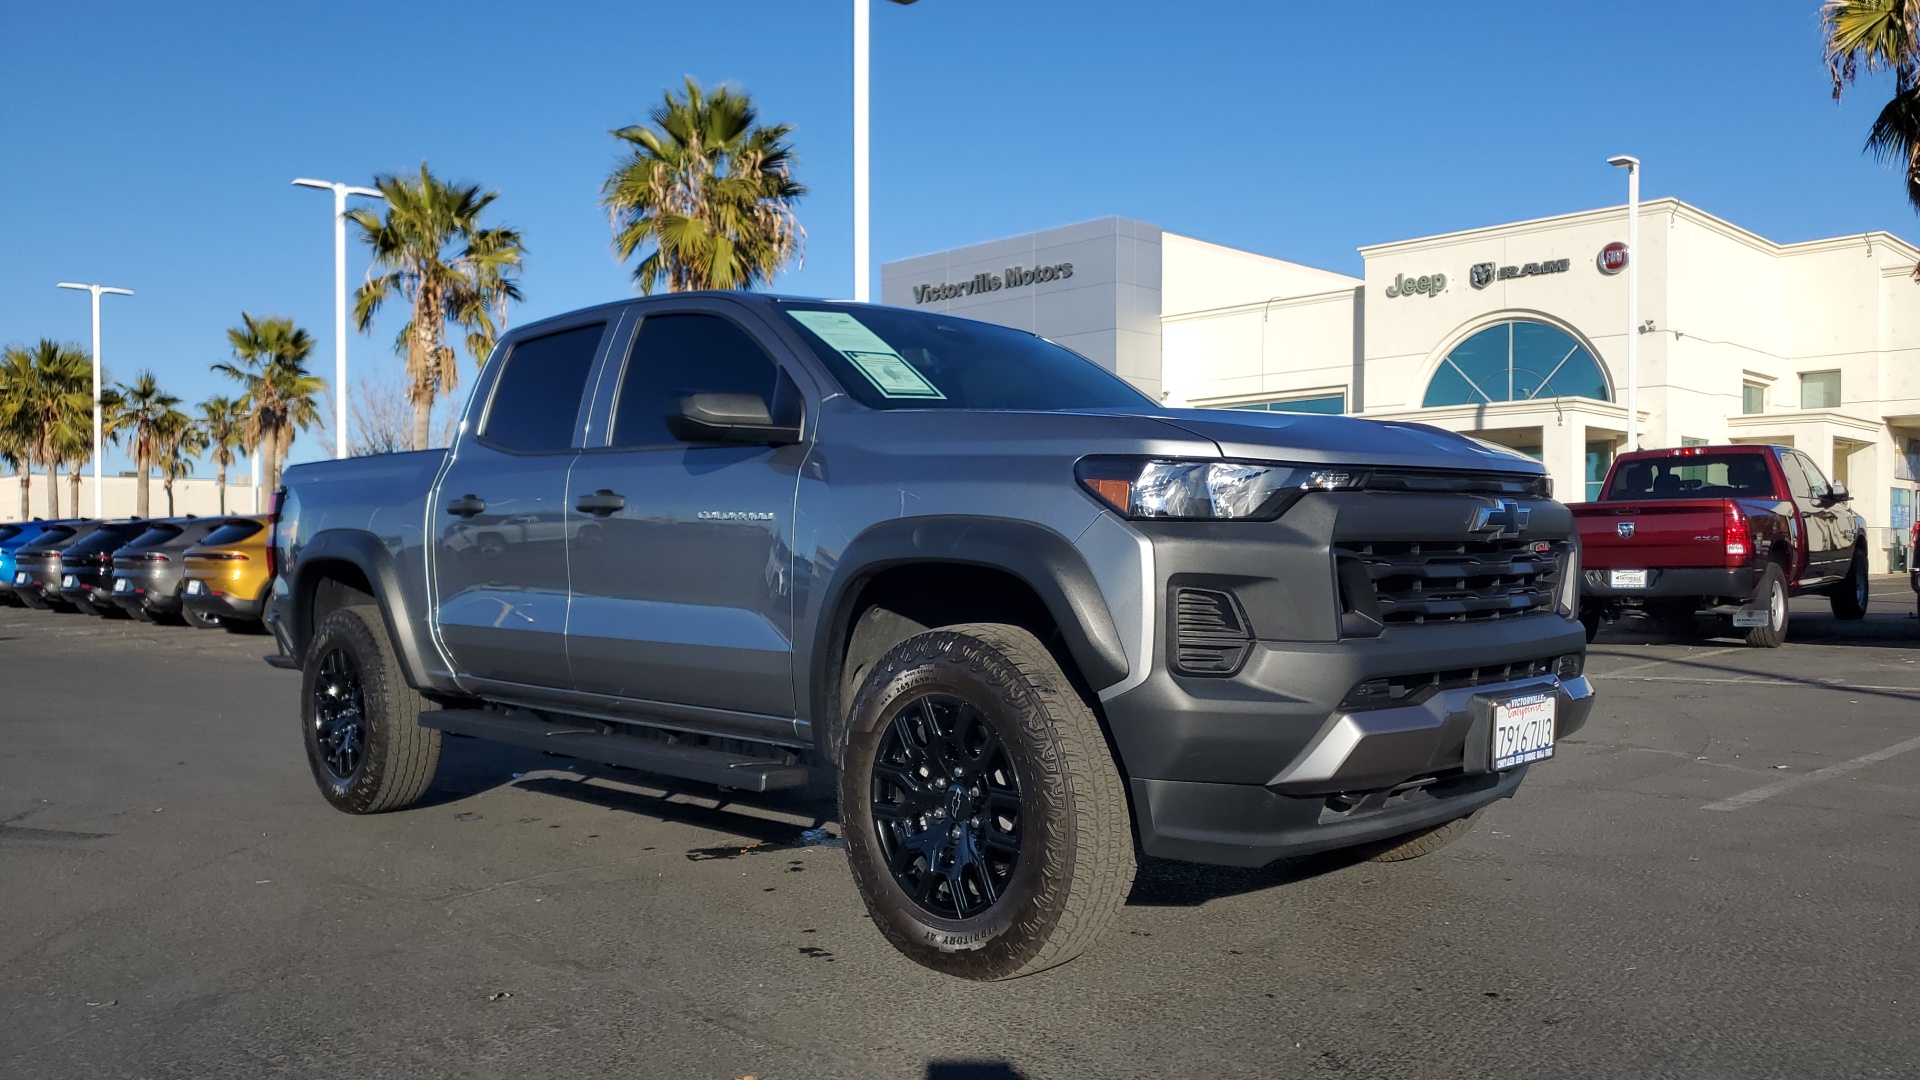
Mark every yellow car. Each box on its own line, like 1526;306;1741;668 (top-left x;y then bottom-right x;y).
181;515;271;631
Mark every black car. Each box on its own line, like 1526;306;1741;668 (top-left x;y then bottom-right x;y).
56;519;161;617
12;521;102;611
108;517;225;623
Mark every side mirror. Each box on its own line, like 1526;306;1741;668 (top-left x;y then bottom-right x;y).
1822;484;1852;506
666;393;800;446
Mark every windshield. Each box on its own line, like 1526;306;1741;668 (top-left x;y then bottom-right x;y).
1603;454;1777;501
201;520;263;546
777;302;1154;412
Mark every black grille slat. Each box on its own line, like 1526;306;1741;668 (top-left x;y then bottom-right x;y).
1340;655;1561;711
1337;537;1570;627
1172;587;1252;677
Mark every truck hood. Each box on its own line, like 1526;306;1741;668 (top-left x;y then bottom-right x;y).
1136;409;1545;474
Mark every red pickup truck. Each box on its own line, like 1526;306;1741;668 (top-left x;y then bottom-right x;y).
1574;444;1868;647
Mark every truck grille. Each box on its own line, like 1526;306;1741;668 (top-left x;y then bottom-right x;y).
1339;654;1570;711
1335;538;1569;627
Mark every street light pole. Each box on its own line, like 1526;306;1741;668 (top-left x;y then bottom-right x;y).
1608;155;1640;452
853;0;918;303
56;281;133;518
293;178;385;459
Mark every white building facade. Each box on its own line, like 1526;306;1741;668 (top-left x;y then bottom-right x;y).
883;204;1920;571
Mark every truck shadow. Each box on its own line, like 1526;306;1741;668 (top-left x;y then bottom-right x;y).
1126;848;1372;907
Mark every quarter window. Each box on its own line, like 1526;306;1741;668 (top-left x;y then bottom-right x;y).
612;313;781;448
1423;321;1609;407
1799;371;1841;410
481;323;606;453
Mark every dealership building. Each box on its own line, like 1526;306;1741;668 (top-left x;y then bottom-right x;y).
882;203;1920;570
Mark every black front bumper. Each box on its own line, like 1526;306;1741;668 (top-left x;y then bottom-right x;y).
1581;566;1760;605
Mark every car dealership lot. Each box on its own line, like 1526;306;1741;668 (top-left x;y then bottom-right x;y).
2;588;1917;1080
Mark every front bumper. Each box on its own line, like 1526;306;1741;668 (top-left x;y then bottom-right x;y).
1581;566;1760;605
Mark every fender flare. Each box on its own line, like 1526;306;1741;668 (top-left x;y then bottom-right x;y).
807;516;1130;753
287;528;437;691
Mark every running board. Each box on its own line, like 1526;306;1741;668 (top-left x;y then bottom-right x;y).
419;708;810;793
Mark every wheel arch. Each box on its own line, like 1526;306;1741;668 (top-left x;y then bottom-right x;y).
807;516;1130;761
287;529;435;692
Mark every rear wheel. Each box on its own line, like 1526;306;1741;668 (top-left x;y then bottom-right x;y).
71;597;102;618
302;606;441;814
1829;547;1868;621
1744;564;1789;648
182;605;222;630
839;622;1135;980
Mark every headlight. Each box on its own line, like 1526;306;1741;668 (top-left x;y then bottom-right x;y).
1076;457;1367;521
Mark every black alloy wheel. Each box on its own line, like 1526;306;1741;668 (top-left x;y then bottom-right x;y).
870;693;1023;920
311;646;368;780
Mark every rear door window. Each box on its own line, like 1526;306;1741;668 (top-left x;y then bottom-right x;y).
611;313;783;448
1778;454;1814;502
1791;452;1831;500
481;322;607;453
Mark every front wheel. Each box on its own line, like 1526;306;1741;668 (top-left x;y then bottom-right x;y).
1744;564;1789;648
839;623;1135;980
1364;808;1485;862
301;606;442;814
1829;547;1868;621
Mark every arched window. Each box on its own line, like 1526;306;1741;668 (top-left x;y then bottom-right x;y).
1422;320;1610;407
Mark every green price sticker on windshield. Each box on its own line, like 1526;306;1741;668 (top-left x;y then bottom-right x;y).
788;311;946;400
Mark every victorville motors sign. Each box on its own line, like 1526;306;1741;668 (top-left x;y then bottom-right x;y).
913;262;1074;304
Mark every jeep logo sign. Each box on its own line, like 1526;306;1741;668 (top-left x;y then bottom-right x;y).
1598;242;1629;274
1384;272;1446;299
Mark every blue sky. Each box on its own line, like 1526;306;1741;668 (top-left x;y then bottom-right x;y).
1;0;1910;473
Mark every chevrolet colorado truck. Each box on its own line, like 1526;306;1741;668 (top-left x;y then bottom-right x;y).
1574;444;1868;647
265;293;1593;979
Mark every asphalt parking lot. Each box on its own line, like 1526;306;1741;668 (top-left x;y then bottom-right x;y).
3;584;1918;1080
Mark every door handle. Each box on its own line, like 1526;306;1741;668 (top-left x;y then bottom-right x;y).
446;494;487;518
575;489;626;517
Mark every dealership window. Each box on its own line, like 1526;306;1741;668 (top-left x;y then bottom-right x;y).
1742;382;1767;415
1585;440;1614;502
1422;320;1609;407
1226;392;1346;415
1681;436;1708;447
1800;370;1841;410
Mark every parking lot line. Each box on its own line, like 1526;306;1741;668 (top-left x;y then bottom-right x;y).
1700;732;1920;811
1623;674;1920;699
1592;646;1742;678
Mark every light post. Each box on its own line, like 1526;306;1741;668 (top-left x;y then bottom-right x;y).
854;0;918;302
293;178;385;458
55;281;133;518
1607;155;1640;452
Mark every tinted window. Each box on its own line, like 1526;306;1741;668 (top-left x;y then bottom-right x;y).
1777;453;1813;501
613;313;781;447
66;523;151;555
201;520;264;546
0;525;21;544
1603;454;1777;501
482;322;605;452
126;524;185;548
779;302;1152;412
1792;452;1831;499
25;526;77;550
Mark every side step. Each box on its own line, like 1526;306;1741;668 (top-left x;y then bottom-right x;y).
419;708;810;793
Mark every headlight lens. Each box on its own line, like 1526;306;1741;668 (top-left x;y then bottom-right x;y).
1077;457;1366;521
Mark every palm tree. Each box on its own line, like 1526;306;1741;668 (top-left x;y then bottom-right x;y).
211;313;327;493
108;372;188;520
347;163;525;451
602;77;807;295
0;341;92;519
198;395;246;514
0;430;26;520
1825;0;1920;265
157;414;205;517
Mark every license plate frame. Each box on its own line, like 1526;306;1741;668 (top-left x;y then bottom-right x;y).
185;579;205;596
1609;569;1649;589
1490;692;1556;771
14;572;28;586
112;577;131;594
61;574;76;589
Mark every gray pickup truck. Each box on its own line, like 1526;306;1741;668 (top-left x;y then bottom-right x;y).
267;293;1593;980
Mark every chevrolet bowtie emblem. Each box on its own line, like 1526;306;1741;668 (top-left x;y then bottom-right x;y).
1470;499;1530;538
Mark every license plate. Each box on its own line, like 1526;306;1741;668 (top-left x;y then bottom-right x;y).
1609;569;1648;589
185;579;204;596
61;574;76;589
1733;608;1769;628
113;577;131;594
14;572;28;585
1492;693;1556;771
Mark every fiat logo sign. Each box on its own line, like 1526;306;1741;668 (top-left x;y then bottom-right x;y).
1598;242;1629;275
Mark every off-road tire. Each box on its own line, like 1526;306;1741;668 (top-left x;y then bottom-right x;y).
302;605;441;814
839;622;1135;980
1364;808;1485;863
1744;563;1789;648
182;605;222;630
1829;547;1869;621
